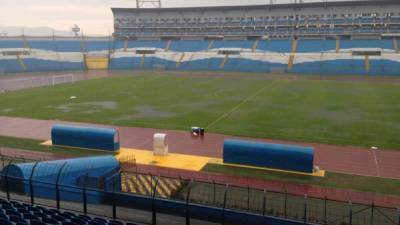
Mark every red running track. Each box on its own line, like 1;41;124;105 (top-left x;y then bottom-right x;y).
0;116;400;179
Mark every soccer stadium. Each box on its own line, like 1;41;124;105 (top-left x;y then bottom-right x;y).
0;0;400;224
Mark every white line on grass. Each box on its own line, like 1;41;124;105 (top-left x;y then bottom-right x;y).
206;81;276;129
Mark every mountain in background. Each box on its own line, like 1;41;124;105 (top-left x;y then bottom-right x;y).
0;26;76;37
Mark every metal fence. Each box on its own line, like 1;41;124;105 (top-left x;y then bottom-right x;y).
0;156;399;225
118;171;400;225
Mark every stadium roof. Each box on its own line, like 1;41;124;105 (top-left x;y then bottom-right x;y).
112;0;399;12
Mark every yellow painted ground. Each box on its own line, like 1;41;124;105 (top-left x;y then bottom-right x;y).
117;148;214;171
41;140;119;153
209;158;325;177
42;140;325;177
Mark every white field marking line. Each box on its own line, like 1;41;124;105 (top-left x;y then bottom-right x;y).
372;149;381;177
206;81;276;129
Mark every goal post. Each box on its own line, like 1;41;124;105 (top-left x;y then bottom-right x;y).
51;73;75;86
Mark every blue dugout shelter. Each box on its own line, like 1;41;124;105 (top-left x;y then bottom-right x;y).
2;156;121;203
51;124;120;151
223;139;314;173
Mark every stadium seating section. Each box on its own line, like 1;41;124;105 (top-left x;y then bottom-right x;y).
0;198;137;225
1;38;400;75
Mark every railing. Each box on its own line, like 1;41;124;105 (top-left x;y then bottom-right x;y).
0;156;399;225
119;170;400;225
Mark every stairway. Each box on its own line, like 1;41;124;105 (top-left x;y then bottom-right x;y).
287;39;298;71
16;55;27;71
336;38;340;53
121;173;183;198
220;54;229;69
207;40;214;51
140;54;145;68
393;39;399;53
365;55;370;73
176;53;185;68
124;39;128;52
165;40;172;52
252;40;259;52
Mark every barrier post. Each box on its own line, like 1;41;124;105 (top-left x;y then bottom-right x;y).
5;159;14;201
370;203;374;225
186;179;194;225
247;185;250;211
222;184;229;225
213;181;216;205
83;173;88;215
348;202;353;225
397;208;400;225
284;189;288;218
324;195;327;225
112;177;117;220
29;163;40;206
55;163;67;210
152;176;160;225
303;194;308;223
262;189;267;216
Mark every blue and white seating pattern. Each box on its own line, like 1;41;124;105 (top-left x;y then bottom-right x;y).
1;38;400;76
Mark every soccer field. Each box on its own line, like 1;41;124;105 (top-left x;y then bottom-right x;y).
1;72;400;149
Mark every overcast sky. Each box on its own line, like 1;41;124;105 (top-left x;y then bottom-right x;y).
0;0;344;35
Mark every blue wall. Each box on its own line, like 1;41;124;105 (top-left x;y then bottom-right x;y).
223;139;314;173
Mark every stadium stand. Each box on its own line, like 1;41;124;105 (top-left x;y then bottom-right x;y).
0;198;138;225
1;37;400;75
1;0;400;75
112;0;400;37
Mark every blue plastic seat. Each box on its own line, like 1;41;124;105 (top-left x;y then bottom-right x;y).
42;217;59;224
21;203;31;208
17;208;28;214
5;209;21;217
78;214;92;221
16;222;28;225
9;215;25;223
23;213;38;220
48;209;59;214
28;206;40;213
10;200;20;205
0;213;8;220
62;211;76;217
0;217;12;225
89;221;104;225
62;222;77;225
30;220;46;225
1;205;14;211
33;212;46;219
93;218;107;223
70;217;87;225
51;214;67;222
108;220;123;225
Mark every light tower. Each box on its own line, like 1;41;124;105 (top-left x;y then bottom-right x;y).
71;24;81;37
136;0;161;8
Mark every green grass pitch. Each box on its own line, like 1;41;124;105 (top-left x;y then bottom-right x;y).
1;72;400;150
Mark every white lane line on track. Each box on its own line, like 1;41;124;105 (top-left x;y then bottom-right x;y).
372;149;381;177
206;81;275;129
